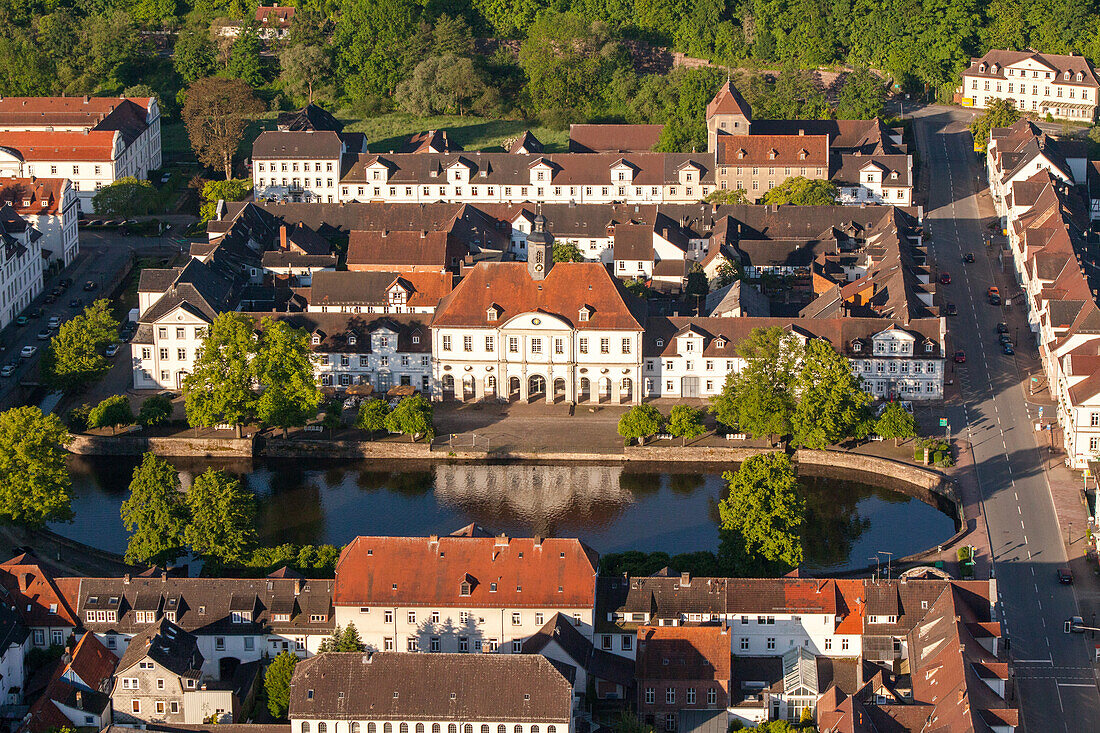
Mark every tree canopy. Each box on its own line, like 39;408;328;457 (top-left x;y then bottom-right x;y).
264;651;297;719
42;299;119;393
138;395;173;427
970;98;1021;153
791;338;874;448
667;405;706;445
0;407;72;528
254;318;322;433
718;453;805;575
384;394;434;442
552;241;585;263
182;77;264;180
356;399;390;436
836;68;887;119
184;468;257;565
761;177;840;206
90;177;156;217
617;404;665;445
876;401;917;444
199;178;252;222
710;327;802;438
87;395;134;432
120;452;187;565
184;312;259;433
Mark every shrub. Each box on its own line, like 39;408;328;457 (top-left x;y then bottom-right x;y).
68;403;93;431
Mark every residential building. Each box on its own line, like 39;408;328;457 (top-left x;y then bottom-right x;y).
521;613;634;707
0;176;79;266
71;575;336;674
346;230;467;273
0;553;79;649
985;119;1087;224
253;130;367;203
960;50;1100;120
0;602;26;708
635;626;731;732
19;631;114;733
305;271;452;314
430;227;646;403
714;134;830;200
109;618;260;725
0;96;161;211
296;313;432;393
331;529;599;654
288;652;574;733
0;204;46;328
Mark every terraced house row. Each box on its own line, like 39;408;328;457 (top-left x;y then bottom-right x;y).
251;82;912;207
0;530;1012;733
131;197;945;402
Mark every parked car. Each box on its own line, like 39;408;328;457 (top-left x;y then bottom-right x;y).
14;316;27;327
0;364;15;378
28;307;43;319
105;343;119;357
954;350;966;363
1070;615;1085;632
945;302;958;316
989;294;1001;305
996;322;1009;334
69;298;83;308
49;286;63;297
1003;343;1014;355
43;293;56;304
83;280;97;291
47;316;61;329
19;346;36;359
58;278;73;289
963;252;975;263
36;329;51;341
939;272;951;284
1058;567;1073;584
988;286;1000;298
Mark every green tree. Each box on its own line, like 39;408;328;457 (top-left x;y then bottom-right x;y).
617;404;665;446
264;651;297;719
623;279;653;299
761;177;839;205
317;623;364;652
173;27;218;84
90;177;156;217
384;394;434;442
356;399;390;438
685;263;709;298
279;45;332;104
718;453;805;574
332;0;420;102
667;405;706;446
553;242;585;262
199;178;253;222
432;15;475;57
255;319;321;435
876;401;917;445
396;55;487;116
791;338;874;449
704;188;749;205
710;327;801;438
120;453;187;565
226;28;264;87
836;67;887;119
138;395;173;427
185;468;256;565
182;76;264;180
86;395;133;433
184;312;259;436
970;98;1021;153
714;259;740;288
746;68;828;120
42;300;119;392
0;407;72;528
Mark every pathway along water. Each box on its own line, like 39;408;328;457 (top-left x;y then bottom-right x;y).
61;457;955;573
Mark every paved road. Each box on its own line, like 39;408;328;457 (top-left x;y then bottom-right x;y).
913;105;1100;731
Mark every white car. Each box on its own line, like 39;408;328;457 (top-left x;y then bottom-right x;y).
105;343;119;357
0;364;15;377
20;346;36;359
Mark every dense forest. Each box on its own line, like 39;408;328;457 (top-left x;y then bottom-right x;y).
1;0;1096;139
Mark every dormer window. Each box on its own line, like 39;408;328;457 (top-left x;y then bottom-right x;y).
924;341;934;353
487;306;498;321
891;171;899;179
715;338;726;348
737;149;746;159
1065;71;1071;80
1077;72;1084;82
579;306;590;322
798;149;808;160
990;64;998;74
655;339;664;347
22;200;30;207
460;580;471;596
39;200;47;207
979;63;986;73
311;335;321;345
347;334;357;346
852;341;862;352
768;149;778;160
231;610;252;623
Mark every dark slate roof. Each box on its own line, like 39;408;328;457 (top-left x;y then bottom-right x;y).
289;653;572;722
277;105;344;133
253;131;344;160
117;618;202;676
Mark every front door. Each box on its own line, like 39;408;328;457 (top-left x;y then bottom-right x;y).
681;376;699;398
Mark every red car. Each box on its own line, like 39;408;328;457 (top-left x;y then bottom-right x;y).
940;272;951;284
954;350;966;363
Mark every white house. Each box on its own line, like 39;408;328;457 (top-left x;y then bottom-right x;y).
0;204;46;328
960;50;1100;121
0;177;79;266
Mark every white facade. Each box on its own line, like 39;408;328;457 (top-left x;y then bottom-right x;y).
0;212;45;329
132;307;209;390
837;158;914;206
1;178;79;267
255;157;341;203
312;325;432;394
432;312;643;404
962;54;1099;120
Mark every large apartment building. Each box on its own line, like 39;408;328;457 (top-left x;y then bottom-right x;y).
0;176;79;266
960;50;1100;121
0;204;47;328
0;96;162;211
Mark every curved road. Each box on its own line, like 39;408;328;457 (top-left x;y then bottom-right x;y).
913;106;1100;731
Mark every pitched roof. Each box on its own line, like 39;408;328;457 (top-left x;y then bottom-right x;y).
716;134;829;166
346;230;461;269
431;262;646;332
277;105;342;133
521;612;634;687
253;130;343;159
965;50;1100;88
568;124;664;153
706;80;752;119
307;270;452;309
289;653;572;722
62;631;117;691
636;626;731;681
0;554;79;627
0;177;69;215
117;618;202;676
333;534;599;608
0;97;153;146
0;130;119;161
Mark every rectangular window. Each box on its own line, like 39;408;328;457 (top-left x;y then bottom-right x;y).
486;336;494;351
621;338;631;354
407;637;419;652
512;639;522;653
384;610;394;623
430;636;440;652
131;700;140;714
33;629;44;646
767;637;776;650
215;637;225;651
645;688;655;704
463;335;472;352
442;335;451;351
530;338;542;354
512;612;522;625
383;637;394;651
686;688;696;705
707;689;717;705
408;611;416;624
459;637;469;652
579;338;588;354
621;635;632;651
600;338;609;354
666;688;676;704
554;338;564;355
509;336;519;353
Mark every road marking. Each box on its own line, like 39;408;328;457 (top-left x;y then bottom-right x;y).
1059;683;1097;688
1016;658;1053;664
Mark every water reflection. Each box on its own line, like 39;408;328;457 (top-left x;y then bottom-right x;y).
63;457;955;573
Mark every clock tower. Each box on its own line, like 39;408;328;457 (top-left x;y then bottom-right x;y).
526;213;554;281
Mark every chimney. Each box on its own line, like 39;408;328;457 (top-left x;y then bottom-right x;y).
495;533;509;547
18;573;31;592
294;579;302;596
421;231;427;238
798;129;804;136
680;571;691;587
382;229;388;237
280;224;288;250
533;536;543;548
123;574;131;585
75;691;82;709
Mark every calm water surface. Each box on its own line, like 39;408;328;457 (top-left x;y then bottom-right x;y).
60;457;955;573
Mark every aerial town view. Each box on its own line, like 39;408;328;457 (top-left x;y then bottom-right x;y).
3;2;1100;732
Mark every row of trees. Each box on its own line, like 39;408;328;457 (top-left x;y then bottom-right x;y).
617;404;706;446
121;452;258;566
355;396;435;443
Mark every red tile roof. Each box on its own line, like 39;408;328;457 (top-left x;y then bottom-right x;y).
0;177;68;215
0;130;118;161
63;631;117;690
0;554;79;627
0;96;153;121
568;124;664;153
636;626;731;681
706;81;753;119
431;262;646;331
346;230;464;270
716;134;829;166
334;534;599;608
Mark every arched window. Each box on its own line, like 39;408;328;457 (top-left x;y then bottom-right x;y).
532;727;539;733
384;724;392;733
302;724;310;733
449;725;457;733
401;725;409;733
433;725;440;733
482;726;490;733
417;726;425;733
318;724;327;733
352;724;361;733
548;727;556;733
498;726;506;733
464;726;473;733
368;724;376;733
515;726;523;733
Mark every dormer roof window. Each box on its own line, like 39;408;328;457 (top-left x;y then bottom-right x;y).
851;340;862;352
347;334;357;346
311;334;321;345
768;149;778;160
979;63;986;73
891;171;899;180
487;305;499;321
1065;71;1071;80
715;337;727;348
736;149;746;159
990;63;998;74
22;199;30;207
579;305;591;322
459;573;475;596
1077;72;1084;81
798;149;808;160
